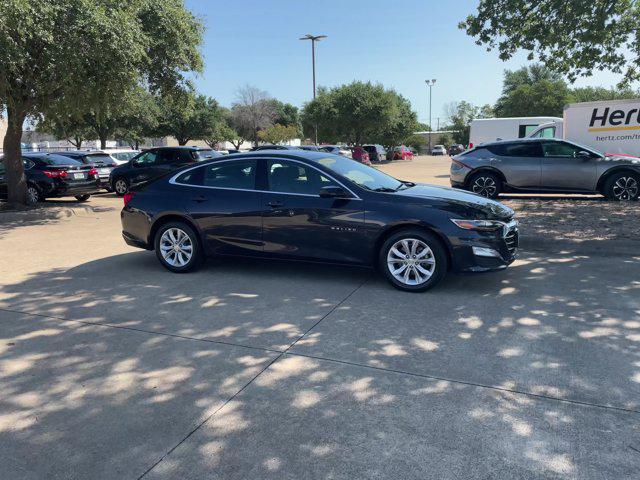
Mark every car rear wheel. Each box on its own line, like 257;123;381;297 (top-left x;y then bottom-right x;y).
379;229;448;292
26;185;41;206
603;172;639;201
113;177;129;196
468;171;501;199
75;194;90;202
154;222;204;273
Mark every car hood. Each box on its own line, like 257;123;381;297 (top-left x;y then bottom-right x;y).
394;183;515;220
603;154;640;164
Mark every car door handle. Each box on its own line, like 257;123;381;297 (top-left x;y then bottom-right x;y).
191;195;207;203
267;201;283;208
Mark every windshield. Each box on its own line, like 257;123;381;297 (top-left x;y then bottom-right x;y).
315;155;403;192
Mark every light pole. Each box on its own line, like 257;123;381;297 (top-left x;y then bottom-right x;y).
300;34;326;144
425;79;436;153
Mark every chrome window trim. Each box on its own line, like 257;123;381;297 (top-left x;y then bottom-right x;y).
168;156;363;200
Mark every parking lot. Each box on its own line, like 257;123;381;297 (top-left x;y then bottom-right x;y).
1;156;639;479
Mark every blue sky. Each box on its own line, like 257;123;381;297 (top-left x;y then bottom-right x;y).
185;0;626;125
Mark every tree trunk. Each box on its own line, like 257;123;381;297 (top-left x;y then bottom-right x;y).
178;137;189;146
71;137;83;149
3;105;28;205
100;135;107;150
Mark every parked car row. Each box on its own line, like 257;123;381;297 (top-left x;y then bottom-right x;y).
0;152;102;204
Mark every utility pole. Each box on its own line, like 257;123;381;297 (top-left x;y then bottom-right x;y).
425;79;436;153
300;34;327;144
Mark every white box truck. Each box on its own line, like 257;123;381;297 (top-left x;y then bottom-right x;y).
528;98;640;156
468;116;562;148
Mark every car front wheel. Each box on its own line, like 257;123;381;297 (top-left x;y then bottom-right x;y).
113;177;129;196
603;172;639;201
154;222;204;273
379;229;448;292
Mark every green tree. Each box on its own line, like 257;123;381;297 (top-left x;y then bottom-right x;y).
0;0;203;205
116;89;162;149
443;101;482;145
258;124;300;145
155;91;221;146
405;134;427;153
460;1;640;85
569;86;640;103
202;109;238;148
493;65;570;117
36;108;93;149
301;81;417;146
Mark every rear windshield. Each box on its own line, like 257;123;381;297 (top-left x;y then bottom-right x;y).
112;152;138;162
29;155;83;166
193;149;220;160
85;154;114;164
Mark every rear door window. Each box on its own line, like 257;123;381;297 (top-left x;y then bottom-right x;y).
542;142;583;158
488;143;542;157
203;159;257;189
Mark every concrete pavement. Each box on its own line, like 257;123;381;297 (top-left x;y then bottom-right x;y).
1;180;639;478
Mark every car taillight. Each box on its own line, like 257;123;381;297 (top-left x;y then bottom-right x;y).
88;168;98;177
123;192;135;206
452;158;471;169
43;170;67;178
59;170;68;178
469;143;474;149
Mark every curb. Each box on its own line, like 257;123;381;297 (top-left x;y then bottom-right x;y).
519;236;639;257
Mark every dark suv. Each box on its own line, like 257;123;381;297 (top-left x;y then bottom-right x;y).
0;153;101;204
57;150;117;191
363;144;387;163
109;147;222;195
450;138;640;200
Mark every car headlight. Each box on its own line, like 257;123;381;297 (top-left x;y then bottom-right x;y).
451;219;505;231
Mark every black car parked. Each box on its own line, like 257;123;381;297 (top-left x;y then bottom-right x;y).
0;152;101;204
57;150;117;191
109;146;222;196
121;151;518;292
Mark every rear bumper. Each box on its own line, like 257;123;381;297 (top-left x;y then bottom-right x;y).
48;182;102;198
123;231;151;249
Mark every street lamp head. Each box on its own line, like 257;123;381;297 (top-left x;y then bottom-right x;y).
425;79;437;86
299;34;327;41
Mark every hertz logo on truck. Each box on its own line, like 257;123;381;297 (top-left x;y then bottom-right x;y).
589;107;640;132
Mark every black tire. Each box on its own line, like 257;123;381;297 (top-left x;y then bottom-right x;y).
113;177;129;196
603;171;639;201
26;184;42;206
379;229;448;292
75;194;90;202
468;171;501;199
154;221;204;273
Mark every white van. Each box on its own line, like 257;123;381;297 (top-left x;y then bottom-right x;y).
529;99;640;156
468;116;562;148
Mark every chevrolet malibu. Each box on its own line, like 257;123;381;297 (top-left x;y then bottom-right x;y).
121;151;518;291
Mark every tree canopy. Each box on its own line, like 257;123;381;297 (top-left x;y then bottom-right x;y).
301;81;418;145
0;0;203;204
494;65;570;117
460;0;640;86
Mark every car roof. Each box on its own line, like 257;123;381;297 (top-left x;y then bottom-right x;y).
22;152;81;162
477;138;562;147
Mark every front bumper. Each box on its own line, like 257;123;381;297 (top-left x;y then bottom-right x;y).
450;220;519;273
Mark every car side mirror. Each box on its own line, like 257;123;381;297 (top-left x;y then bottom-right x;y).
319;185;350;199
577;150;591;159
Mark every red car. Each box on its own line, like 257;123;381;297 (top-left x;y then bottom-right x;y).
350;146;372;165
393;145;414;160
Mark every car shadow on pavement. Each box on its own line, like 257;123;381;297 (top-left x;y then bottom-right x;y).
1;250;639;478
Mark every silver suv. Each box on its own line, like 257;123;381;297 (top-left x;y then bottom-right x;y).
450;138;640;201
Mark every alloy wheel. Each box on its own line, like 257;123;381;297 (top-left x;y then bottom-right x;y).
26;186;39;205
386;238;435;286
159;228;193;267
471;177;497;197
114;179;128;195
612;176;638;200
